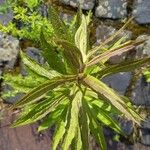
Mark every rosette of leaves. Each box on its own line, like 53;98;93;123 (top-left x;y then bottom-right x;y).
4;8;150;150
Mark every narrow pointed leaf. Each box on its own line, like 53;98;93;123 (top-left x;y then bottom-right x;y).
38;104;67;132
55;39;83;72
79;100;89;150
48;7;71;41
90;103;124;135
82;75;142;124
71;125;82;150
12;76;76;108
12;95;66;127
84;101;106;150
97;57;150;78
62;90;82;150
87;40;144;67
52;107;68;150
21;51;61;79
40;31;66;74
75;14;88;62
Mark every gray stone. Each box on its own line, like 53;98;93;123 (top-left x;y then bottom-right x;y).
140;128;150;145
102;72;132;95
95;25;132;44
59;0;95;10
96;25;116;45
25;47;45;64
142;117;150;129
95;0;127;19
131;76;150;106
120;120;133;135
136;35;150;58
0;33;19;69
140;116;150;146
132;0;150;24
0;11;13;25
0;0;13;25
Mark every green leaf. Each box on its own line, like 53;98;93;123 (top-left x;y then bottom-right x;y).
88;98;119;114
12;94;67;127
3;73;47;95
90;103;124;135
71;125;82;150
38;104;66;132
144;69;150;82
48;7;71;41
25;0;41;9
12;75;76;108
62;90;82;150
52;106;68;150
40;31;66;74
97;57;150;78
55;39;83;72
82;75;142;124
79;100;89;150
75;14;88;62
84;100;107;150
21;51;60;79
87;40;144;67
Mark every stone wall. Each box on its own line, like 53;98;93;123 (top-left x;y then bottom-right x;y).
60;0;150;24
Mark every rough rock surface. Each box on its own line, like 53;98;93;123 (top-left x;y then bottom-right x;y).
0;33;19;69
140;117;150;145
131;35;150;106
102;72;132;95
132;0;150;24
95;0;127;19
59;0;95;10
0;0;13;25
131;76;150;106
136;35;150;58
